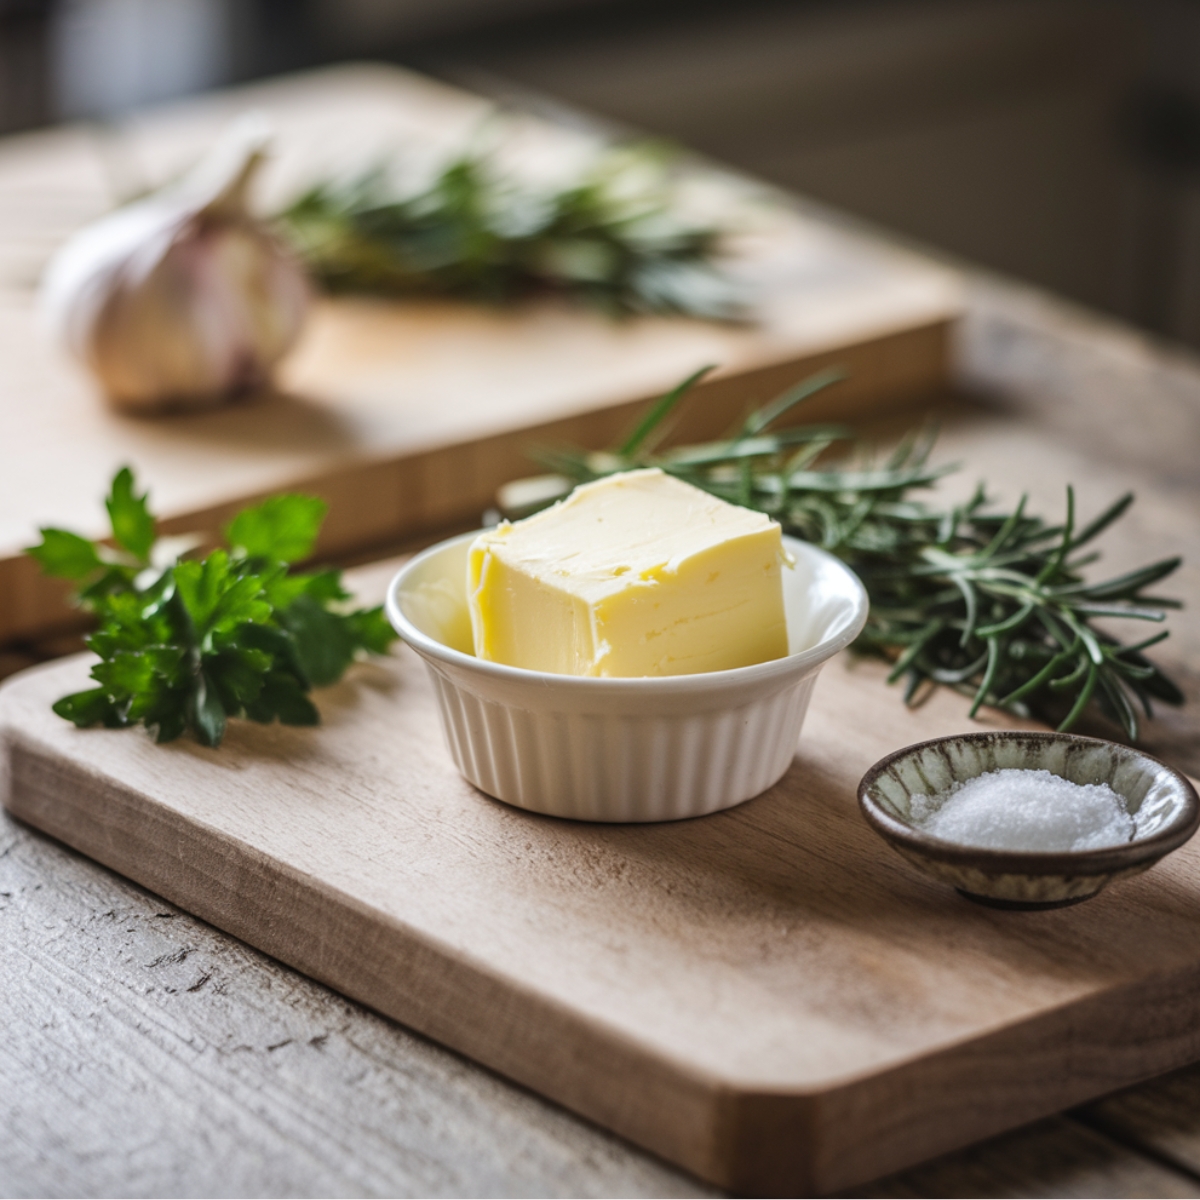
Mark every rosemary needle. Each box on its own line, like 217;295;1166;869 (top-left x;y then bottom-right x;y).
277;143;741;320
536;369;1183;739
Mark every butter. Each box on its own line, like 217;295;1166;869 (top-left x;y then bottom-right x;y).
468;468;789;676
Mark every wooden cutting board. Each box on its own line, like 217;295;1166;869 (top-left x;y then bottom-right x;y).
5;559;1200;1196
0;64;959;646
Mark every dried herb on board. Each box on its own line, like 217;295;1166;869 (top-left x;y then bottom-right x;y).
27;469;396;747
533;366;1184;739
277;142;741;320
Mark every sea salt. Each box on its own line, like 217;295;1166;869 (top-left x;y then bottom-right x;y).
909;768;1135;852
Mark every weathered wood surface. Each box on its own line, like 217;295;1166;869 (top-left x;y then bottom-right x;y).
838;1115;1200;1198
5;531;1200;1195
7;813;1194;1200
1082;1066;1200;1181
3;82;1200;1200
0;814;712;1199
0;63;959;647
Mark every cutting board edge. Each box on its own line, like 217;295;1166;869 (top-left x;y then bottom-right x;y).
0;710;776;1189
0;314;954;645
730;964;1200;1193
8;659;1200;1195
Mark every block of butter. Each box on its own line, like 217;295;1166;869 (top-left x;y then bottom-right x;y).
467;468;789;676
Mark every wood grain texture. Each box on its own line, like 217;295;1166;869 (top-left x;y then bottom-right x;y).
837;1115;1200;1199
4;545;1200;1195
0;63;959;646
10;802;1197;1200
0;814;713;1199
1077;1062;1200;1180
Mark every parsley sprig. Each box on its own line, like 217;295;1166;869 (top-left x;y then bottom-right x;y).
28;469;396;747
536;367;1184;739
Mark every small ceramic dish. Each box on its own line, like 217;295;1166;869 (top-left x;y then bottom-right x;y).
859;731;1200;909
386;530;867;822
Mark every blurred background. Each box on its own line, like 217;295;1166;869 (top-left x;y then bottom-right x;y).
4;0;1200;345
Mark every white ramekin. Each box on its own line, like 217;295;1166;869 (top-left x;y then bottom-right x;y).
385;530;868;822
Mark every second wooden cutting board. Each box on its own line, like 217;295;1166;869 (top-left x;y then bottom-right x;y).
0;64;959;646
5;560;1200;1195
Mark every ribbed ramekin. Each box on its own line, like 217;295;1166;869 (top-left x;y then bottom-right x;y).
385;531;867;822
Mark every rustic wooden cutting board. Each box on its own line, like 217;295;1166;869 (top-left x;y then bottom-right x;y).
5;558;1200;1196
0;64;959;646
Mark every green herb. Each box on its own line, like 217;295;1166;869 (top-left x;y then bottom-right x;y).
27;468;396;747
277;143;739;319
535;368;1184;738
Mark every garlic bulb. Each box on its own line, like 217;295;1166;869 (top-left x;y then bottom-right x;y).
41;115;310;413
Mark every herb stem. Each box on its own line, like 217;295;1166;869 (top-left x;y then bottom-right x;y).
535;367;1184;738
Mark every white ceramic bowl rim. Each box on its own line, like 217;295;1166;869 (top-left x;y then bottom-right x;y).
386;529;869;692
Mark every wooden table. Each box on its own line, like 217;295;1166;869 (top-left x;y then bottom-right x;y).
5;101;1200;1200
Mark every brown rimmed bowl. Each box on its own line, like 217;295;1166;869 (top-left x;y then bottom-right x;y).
858;731;1200;910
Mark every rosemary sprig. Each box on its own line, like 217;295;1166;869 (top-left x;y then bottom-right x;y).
277;143;740;319
535;369;1184;738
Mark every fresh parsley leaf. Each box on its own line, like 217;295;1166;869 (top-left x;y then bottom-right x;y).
260;566;351;612
174;553;272;639
238;622;308;681
29;468;398;748
106;467;156;563
27;528;104;580
299;569;351;604
91;650;160;696
76;565;140;605
227;494;328;563
191;670;227;748
245;672;320;726
278;594;359;688
52;687;119;728
149;706;188;744
207;645;272;711
85;591;173;654
346;606;399;656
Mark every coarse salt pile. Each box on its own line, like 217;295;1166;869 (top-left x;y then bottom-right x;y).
909;768;1135;852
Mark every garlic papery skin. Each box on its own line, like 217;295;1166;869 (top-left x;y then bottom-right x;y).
40;116;310;414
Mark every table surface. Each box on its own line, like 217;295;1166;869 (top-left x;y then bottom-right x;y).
5;77;1200;1200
